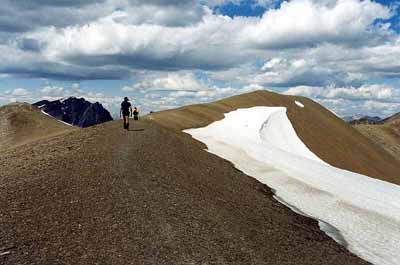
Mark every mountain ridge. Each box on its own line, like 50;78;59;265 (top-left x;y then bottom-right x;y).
33;97;113;128
147;90;400;184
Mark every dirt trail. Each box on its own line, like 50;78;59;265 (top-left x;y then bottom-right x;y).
0;119;369;265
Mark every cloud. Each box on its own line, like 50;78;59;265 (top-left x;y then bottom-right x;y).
244;0;392;49
0;0;205;35
361;100;400;115
40;86;65;96
119;72;264;114
205;0;276;8
16;38;44;52
123;73;210;92
3;0;389;83
324;85;395;100
284;84;400;117
11;88;31;96
252;57;359;87
0;43;133;80
284;84;398;101
0;87;34;104
0;0;394;82
138;82;260;111
28;10;253;73
0;0;111;33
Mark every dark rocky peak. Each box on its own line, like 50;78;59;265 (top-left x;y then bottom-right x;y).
33;97;113;128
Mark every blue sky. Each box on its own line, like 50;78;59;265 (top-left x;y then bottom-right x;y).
0;0;400;117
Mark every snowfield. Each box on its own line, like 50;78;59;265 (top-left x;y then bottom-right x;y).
184;107;400;265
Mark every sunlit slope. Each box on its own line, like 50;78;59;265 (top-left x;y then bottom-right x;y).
354;113;400;161
147;90;400;184
0;102;76;149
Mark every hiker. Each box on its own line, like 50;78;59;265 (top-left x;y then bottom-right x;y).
120;97;132;130
133;107;139;120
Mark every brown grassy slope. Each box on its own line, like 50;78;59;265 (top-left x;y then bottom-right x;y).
0;119;369;265
384;112;400;123
354;114;400;161
0;102;76;149
146;90;400;184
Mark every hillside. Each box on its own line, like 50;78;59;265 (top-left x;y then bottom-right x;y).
383;112;400;124
0;102;76;149
147;90;400;185
0;97;370;264
354;112;400;161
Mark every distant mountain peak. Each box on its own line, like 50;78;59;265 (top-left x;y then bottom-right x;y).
344;112;400;125
33;97;113;128
343;114;383;125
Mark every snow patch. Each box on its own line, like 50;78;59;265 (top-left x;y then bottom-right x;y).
41;110;73;127
295;100;304;108
41;110;51;117
60;97;70;103
185;107;400;265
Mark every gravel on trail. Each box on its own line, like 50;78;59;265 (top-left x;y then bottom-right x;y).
0;119;370;265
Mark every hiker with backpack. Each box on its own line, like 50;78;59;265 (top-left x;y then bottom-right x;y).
120;97;132;130
133;107;139;120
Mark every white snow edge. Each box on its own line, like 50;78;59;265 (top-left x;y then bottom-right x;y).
41;110;73;127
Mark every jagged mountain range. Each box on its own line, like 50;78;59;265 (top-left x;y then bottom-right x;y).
33;97;113;128
348;116;383;125
342;114;375;123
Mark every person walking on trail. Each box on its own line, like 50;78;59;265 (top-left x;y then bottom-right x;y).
120;97;132;130
133;107;139;120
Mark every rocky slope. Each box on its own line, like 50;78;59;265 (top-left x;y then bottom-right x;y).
0;102;76;149
33;97;113;128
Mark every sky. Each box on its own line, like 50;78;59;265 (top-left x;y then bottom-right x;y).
0;0;400;118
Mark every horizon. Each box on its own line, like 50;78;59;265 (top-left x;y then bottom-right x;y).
0;0;399;117
4;91;399;120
